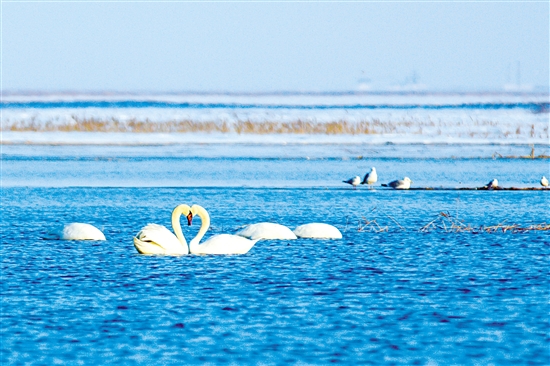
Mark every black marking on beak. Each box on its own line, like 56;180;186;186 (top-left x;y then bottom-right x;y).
186;211;193;226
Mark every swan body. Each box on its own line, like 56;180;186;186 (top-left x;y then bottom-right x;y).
383;177;412;190
484;179;498;189
361;167;378;185
343;176;361;189
46;223;106;240
541;176;548;187
293;223;342;239
236;223;297;240
133;204;191;255
189;205;259;254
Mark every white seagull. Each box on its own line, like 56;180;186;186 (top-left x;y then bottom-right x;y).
541;176;549;187
382;177;412;190
343;176;361;189
361;167;378;186
484;179;498;189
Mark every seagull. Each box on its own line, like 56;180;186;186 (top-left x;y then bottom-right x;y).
541;176;549;187
484;179;498;189
382;177;412;190
343;176;361;189
361;167;378;187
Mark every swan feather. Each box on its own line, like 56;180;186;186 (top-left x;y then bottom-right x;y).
236;223;297;240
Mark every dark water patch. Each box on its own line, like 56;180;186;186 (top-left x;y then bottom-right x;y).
3;100;550;112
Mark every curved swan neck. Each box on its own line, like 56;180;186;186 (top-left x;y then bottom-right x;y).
171;204;191;246
189;205;210;251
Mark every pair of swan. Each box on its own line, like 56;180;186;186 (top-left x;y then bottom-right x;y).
133;204;258;255
235;222;342;240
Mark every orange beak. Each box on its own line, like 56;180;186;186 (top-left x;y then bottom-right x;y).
186;212;193;226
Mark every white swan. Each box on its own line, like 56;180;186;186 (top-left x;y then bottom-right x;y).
540;176;548;187
236;222;297;240
45;223;106;240
293;223;342;239
133;204;191;255
189;204;259;254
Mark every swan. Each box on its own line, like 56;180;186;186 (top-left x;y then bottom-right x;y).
133;204;192;255
382;177;412;190
540;176;548;187
361;167;378;186
45;223;106;240
293;223;342;239
343;176;361;189
188;204;259;254
235;222;297;240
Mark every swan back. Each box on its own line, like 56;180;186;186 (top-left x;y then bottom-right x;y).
236;223;297;240
293;223;342;239
193;234;259;255
45;223;106;240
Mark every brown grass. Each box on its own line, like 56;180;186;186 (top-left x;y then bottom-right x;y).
354;208;549;233
419;212;550;233
3;117;549;140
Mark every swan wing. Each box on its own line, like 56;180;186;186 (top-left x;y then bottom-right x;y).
293;223;342;239
134;224;188;255
235;223;297;240
193;234;259;255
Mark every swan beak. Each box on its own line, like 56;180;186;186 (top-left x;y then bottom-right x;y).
186;212;193;226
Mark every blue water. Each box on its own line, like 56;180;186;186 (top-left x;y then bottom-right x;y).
1;146;549;365
2;144;549;188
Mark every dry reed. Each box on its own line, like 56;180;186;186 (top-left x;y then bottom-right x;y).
355;209;549;234
4;116;547;139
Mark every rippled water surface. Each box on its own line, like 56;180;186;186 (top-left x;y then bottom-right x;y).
1;146;549;365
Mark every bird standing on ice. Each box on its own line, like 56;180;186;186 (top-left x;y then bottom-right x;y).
484;179;498;189
382;177;412;190
343;176;361;189
541;176;549;187
361;167;378;187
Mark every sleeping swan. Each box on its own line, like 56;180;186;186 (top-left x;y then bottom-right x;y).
293;223;342;239
236;222;297;240
45;223;106;241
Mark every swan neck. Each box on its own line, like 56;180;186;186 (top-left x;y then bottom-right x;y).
190;205;210;252
171;204;190;246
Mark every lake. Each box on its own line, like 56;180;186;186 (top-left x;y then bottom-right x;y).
1;143;549;365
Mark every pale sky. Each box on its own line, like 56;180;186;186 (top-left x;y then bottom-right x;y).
2;1;549;92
